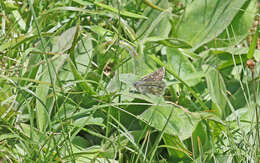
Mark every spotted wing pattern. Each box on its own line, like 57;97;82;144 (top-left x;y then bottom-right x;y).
133;67;166;95
141;67;165;81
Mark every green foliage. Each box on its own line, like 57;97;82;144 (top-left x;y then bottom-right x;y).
0;0;259;162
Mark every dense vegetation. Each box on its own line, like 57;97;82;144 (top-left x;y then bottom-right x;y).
0;0;259;162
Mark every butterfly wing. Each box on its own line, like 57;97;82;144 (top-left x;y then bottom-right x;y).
134;80;166;95
133;67;166;95
141;67;165;81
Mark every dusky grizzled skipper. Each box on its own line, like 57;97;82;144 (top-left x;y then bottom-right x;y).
133;67;166;95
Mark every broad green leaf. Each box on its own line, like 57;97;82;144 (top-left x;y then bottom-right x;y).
209;0;257;48
137;0;171;39
35;73;50;132
107;71;122;93
74;116;104;127
192;121;211;157
75;35;93;74
176;0;247;49
163;134;192;159
139;103;201;140
36;55;68;132
52;26;77;53
203;65;227;119
200;47;248;70
226;105;257;133
167;47;202;86
68;59;95;95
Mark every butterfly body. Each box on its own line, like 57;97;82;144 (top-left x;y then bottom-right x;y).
133;67;166;95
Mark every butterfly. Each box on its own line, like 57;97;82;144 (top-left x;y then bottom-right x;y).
133;67;166;95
